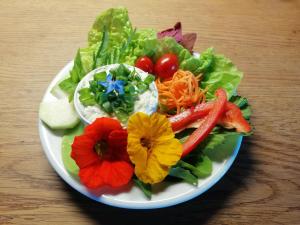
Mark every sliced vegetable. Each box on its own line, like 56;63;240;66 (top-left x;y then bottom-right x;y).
39;99;80;129
230;95;252;120
61;123;84;177
169;101;214;132
181;88;227;158
219;102;251;133
154;53;179;79
169;98;251;133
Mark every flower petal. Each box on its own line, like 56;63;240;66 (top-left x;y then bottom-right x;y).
150;113;174;141
135;153;169;184
127;136;148;168
71;135;99;168
105;82;115;94
84;118;122;141
152;139;182;166
79;162;104;189
108;129;129;161
127;112;151;139
106;74;113;82
101;160;134;187
98;81;108;88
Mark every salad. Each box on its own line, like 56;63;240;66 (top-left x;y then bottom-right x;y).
39;7;252;199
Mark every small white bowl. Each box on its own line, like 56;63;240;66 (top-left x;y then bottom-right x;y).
74;64;158;125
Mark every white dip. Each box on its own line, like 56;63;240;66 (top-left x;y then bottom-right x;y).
74;64;158;125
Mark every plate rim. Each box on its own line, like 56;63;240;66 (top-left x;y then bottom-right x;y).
39;60;243;209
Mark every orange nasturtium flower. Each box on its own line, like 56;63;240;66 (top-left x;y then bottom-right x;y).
127;112;182;184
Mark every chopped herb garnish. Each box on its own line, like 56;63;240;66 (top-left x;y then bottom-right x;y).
79;64;153;123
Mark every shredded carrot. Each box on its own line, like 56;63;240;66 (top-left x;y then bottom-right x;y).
156;70;207;114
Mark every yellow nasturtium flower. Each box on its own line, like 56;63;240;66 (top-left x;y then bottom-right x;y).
127;112;182;184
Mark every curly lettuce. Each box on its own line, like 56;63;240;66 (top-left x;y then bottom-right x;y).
199;48;243;99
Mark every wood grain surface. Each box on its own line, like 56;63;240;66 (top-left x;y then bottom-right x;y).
0;0;299;224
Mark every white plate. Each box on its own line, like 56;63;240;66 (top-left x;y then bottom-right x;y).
39;61;243;209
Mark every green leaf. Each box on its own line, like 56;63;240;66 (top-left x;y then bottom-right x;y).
175;128;195;144
180;57;202;74
94;71;107;81
199;133;226;151
202;134;240;162
143;74;155;85
242;107;251;120
94;28;110;69
102;101;113;113
88;8;133;48
179;156;212;178
70;49;84;83
80;46;96;74
194;155;212;177
58;77;77;96
58;47;93;101
61;123;84;177
169;167;198;185
198;47;214;72
79;88;96;106
200;48;243;99
110;64;131;79
134;178;152;199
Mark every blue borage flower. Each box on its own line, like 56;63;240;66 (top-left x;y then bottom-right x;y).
98;74;125;95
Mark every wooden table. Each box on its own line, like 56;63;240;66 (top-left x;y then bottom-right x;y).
0;0;299;224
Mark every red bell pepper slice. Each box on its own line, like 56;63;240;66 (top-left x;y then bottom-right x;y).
169;99;251;134
181;88;227;158
219;102;251;133
169;102;214;132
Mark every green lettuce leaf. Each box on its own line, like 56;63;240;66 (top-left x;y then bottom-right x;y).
199;48;243;99
88;7;133;47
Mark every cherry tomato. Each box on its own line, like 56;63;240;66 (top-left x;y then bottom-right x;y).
154;53;179;79
135;56;154;73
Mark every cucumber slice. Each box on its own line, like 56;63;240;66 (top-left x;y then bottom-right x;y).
61;123;84;177
39;99;80;129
